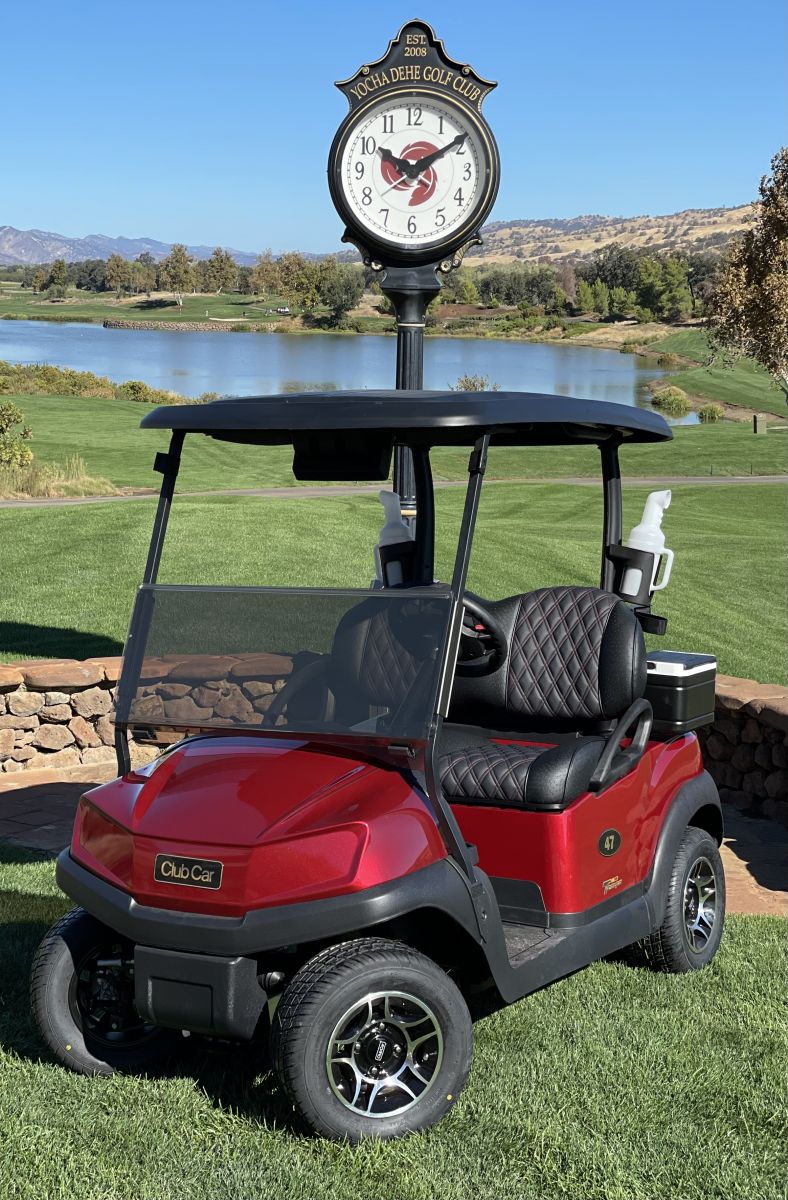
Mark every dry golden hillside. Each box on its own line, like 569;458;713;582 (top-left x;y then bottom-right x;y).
469;205;751;263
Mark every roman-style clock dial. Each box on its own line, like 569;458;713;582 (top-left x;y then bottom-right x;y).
339;97;485;250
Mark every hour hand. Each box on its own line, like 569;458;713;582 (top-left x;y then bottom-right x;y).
378;146;412;176
409;133;467;177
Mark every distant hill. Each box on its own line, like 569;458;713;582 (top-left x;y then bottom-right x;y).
0;204;751;268
467;205;751;263
0;226;259;268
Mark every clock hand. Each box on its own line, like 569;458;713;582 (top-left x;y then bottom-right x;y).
405;132;467;178
377;146;413;176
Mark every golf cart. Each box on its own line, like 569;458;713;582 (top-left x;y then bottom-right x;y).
32;390;725;1141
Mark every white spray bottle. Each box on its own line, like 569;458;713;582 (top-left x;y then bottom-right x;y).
622;489;674;598
374;490;414;587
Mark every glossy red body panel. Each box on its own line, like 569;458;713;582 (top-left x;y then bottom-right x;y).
452;735;703;913
72;737;447;917
72;731;704;921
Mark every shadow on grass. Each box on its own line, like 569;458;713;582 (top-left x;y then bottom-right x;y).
0;622;123;662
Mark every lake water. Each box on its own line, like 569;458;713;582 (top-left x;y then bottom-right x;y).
0;318;692;421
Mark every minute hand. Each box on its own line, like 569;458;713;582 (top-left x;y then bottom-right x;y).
408;133;467;177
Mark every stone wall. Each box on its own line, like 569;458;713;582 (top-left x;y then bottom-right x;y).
0;658;155;774
1;660;786;826
698;675;788;827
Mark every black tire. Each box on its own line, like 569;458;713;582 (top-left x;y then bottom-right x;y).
30;906;177;1076
634;826;726;973
271;937;472;1141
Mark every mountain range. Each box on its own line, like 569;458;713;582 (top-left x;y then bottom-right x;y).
0;204;751;268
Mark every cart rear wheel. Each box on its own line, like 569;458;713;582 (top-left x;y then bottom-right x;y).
271;937;472;1141
633;826;725;972
30;907;177;1076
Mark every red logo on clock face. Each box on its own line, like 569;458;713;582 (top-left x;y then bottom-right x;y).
380;141;438;207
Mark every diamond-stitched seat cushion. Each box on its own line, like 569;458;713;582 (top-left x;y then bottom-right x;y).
439;735;606;810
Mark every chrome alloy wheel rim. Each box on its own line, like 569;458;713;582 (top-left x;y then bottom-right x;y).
326;991;444;1118
683;855;717;952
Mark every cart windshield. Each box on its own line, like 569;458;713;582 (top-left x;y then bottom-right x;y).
114;584;454;745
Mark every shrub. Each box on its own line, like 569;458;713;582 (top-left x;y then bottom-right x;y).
656;352;682;367
651;386;691;416
113;379;183;405
451;374;500;392
0;400;33;466
698;403;725;422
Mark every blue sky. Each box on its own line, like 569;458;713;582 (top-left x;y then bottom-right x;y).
2;0;785;253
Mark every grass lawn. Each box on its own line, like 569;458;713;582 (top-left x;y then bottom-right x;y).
653;330;786;417
0;287;292;326
0;483;785;682
0;844;785;1200
9;394;788;492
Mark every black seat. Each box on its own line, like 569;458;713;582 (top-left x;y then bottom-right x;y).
439;586;647;810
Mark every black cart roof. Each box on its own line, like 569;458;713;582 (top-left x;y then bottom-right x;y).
141;390;672;446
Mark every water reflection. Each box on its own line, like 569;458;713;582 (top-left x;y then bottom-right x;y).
0;319;697;423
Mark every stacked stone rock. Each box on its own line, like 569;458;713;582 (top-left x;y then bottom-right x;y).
128;653;293;727
698;675;788;827
0;654;293;774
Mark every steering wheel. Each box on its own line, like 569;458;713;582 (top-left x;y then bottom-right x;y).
455;593;508;677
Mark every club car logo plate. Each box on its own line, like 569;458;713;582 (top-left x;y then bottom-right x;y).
154;854;223;890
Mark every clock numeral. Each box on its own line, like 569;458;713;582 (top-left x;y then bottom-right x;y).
435;208;446;228
438;115;444;135
381;114;394;134
354;162;364;180
463;162;472;181
378;208;390;227
455;140;466;155
453;188;464;207
361;187;372;206
407;106;423;126
361;136;376;155
407;215;417;234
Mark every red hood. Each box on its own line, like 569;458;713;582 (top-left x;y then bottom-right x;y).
73;736;446;915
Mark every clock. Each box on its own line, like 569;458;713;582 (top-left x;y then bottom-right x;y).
328;22;499;266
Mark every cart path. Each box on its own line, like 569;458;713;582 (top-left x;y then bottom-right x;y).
0;764;785;917
2;474;786;509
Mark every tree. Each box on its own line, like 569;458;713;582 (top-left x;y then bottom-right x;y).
707;147;788;398
277;252;320;313
661;257;693;322
249;250;277;296
206;247;237;293
159;244;194;307
592;279;610;318
637;257;666;318
609;286;632;318
49;259;67;289
106;254;131;295
0;401;33;467
134;254;157;294
318;261;364;324
575;278;595;313
31;269;48;293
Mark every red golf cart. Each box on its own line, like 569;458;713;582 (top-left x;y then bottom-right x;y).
32;390;725;1141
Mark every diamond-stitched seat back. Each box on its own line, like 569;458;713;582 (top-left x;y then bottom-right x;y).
506;586;645;722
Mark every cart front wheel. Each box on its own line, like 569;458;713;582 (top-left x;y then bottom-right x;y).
271;937;472;1141
30;907;177;1076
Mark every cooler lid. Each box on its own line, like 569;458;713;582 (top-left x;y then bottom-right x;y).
646;651;717;678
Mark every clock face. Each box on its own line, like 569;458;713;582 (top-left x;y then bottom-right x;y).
334;94;491;254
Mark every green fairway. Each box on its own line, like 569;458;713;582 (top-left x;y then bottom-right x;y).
653;330;786;416
10;393;788;492
0;287;291;326
0;845;784;1200
0;482;785;682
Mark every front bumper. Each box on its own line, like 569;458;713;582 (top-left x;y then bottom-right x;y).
56;850;479;957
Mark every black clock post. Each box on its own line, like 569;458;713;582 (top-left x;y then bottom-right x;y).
327;19;500;515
